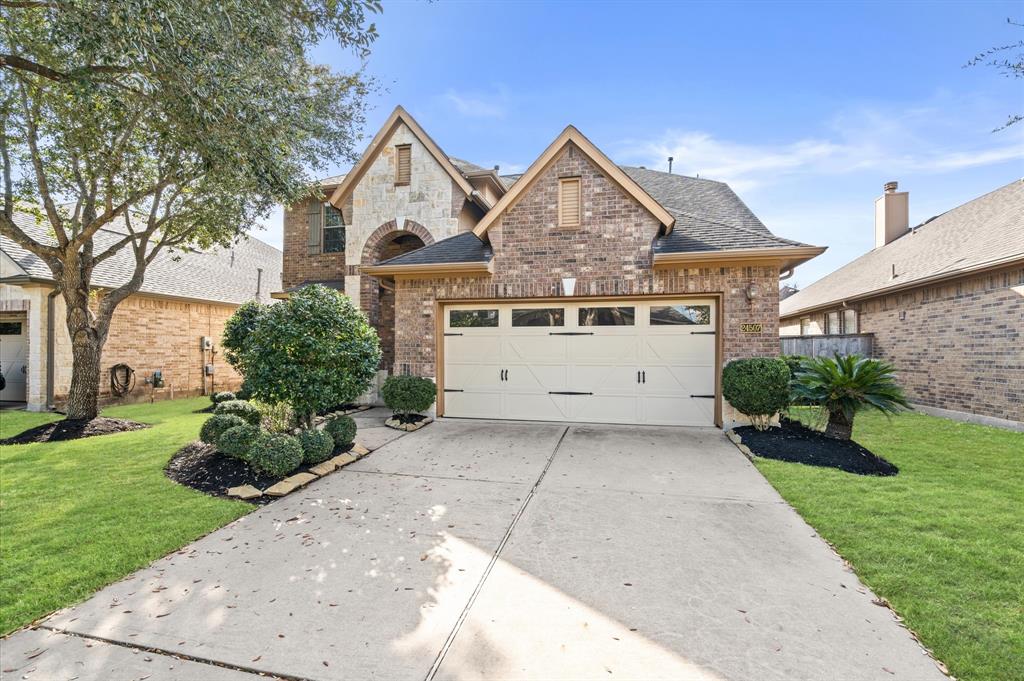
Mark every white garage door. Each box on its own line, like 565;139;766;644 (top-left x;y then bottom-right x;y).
442;299;717;426
0;316;28;402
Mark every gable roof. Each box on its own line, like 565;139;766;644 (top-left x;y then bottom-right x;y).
0;209;283;305
471;126;677;237
328;106;493;212
780;179;1024;318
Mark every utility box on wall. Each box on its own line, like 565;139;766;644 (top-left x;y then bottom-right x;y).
204;364;214;376
200;336;212;350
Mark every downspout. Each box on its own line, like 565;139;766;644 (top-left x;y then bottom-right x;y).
779;267;794;281
46;289;58;410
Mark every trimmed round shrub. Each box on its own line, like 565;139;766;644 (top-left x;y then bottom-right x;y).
217;423;260;461
200;414;246;445
780;355;806;381
381;375;436;415
298;429;335;464
248;433;303;477
722;357;791;431
324;415;356;448
211;391;236;405
214;399;261;425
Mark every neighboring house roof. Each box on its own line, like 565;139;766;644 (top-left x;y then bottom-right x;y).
780;179;1024;318
779;284;799;300
0;209;283;306
271;278;344;300
328;106;494;212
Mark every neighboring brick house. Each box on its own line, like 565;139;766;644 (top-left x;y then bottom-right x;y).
780;180;1024;427
0;211;282;410
278;106;822;427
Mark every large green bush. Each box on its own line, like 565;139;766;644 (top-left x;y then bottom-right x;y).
200;414;246;445
222;300;267;372
298;429;335;464
381;375;436;415
214;399;261;425
324;415;356;448
781;355;806;381
217;423;260;460
792;354;910;440
248;433;303;477
722;357;790;431
238;285;380;427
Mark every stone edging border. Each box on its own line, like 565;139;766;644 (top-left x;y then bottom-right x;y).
725;429;754;460
226;441;372;501
384;416;433;432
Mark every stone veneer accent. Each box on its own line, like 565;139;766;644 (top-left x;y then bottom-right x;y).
780;264;1024;423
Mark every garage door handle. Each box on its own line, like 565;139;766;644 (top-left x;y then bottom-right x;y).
690;331;716;335
549;332;594;336
444;332;463;336
444;388;464;393
690;394;715;398
548;391;593;395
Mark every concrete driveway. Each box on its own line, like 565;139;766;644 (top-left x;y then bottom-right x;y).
3;417;947;681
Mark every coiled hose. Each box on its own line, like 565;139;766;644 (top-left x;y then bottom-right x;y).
110;363;136;397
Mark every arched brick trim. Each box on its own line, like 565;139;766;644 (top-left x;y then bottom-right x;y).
359;220;435;373
360;219;434;266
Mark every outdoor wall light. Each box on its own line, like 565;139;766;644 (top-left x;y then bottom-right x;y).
745;281;760;303
562;277;577;296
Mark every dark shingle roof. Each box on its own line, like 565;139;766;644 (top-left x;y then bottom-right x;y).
1;209;283;305
619;167;808;253
377;232;492;266
781;179;1024;316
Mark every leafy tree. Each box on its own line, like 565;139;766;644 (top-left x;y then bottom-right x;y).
222;300;266;372
241;285;380;428
965;18;1023;130
791;354;910;440
0;1;379;419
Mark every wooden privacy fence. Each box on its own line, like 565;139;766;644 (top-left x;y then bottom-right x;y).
780;333;874;358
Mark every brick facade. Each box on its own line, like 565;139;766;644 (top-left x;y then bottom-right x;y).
780;264;1024;423
391;146;782;425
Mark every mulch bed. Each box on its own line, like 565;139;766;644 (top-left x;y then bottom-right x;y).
165;441;353;505
390;413;429;425
735;418;898;476
0;417;148;445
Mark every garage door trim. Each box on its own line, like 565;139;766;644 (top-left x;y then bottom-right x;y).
434;293;723;427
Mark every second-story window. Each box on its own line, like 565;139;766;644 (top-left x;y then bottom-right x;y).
395;144;411;185
323;205;345;253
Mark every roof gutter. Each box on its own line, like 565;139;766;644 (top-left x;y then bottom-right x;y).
780;254;1024;319
653;245;826;270
361;260;494;278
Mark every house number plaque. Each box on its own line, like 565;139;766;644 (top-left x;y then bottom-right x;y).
740;323;763;334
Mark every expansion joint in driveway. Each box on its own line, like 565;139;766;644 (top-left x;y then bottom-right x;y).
423;425;571;681
37;626;303;680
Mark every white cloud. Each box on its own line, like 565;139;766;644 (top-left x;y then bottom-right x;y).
443;88;508;118
620;97;1024;191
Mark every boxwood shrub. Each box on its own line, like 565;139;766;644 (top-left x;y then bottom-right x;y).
324;415;356;448
248;433;303;477
722;357;790;431
214;399;261;425
200;414;246;445
298;429;335;464
217;423;261;461
381;375;436;415
210;391;236;406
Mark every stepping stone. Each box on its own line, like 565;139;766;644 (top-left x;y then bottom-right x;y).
351;443;370;456
226;484;262;500
331;453;357;467
309;460;336;476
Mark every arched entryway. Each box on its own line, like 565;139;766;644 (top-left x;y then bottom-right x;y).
361;220;433;372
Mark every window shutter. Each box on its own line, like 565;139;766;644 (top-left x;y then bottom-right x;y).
559;178;581;226
395;145;411;185
306;200;322;251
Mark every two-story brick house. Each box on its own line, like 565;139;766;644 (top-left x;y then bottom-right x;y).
278;106;824;427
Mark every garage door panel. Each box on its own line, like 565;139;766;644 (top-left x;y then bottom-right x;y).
505;336;568;363
643;396;715;426
569;364;639;395
443;391;503;419
445;362;503;391
570;394;641;424
0;317;28;402
504;393;569;422
445;335;501;363
643;365;715;395
504;364;567;393
644;335;715;364
568;335;639;362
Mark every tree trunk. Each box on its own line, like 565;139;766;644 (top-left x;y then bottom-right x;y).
824;410;854;440
66;334;103;420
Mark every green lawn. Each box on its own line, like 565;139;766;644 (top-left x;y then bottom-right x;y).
754;411;1023;681
0;398;250;635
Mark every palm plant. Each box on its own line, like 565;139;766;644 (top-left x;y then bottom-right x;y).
791;354;910;440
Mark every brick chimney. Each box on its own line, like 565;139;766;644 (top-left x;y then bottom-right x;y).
874;181;909;248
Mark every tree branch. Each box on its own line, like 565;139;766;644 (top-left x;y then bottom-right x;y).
16;80;68;246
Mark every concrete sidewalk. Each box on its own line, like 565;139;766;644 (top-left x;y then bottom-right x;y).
1;419;947;681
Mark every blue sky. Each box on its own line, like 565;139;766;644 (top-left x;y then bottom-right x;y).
259;0;1024;286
